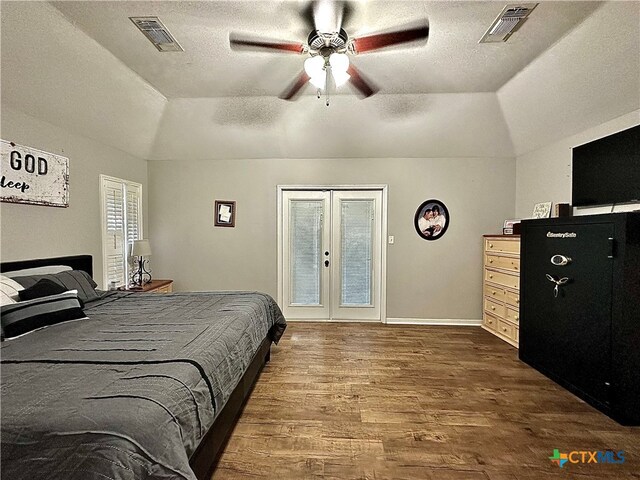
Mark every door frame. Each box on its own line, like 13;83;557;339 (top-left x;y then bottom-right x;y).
276;184;388;323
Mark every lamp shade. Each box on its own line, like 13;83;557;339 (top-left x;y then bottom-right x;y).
131;239;152;257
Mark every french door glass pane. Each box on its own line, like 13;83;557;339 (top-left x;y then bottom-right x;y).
290;200;323;305
341;200;373;306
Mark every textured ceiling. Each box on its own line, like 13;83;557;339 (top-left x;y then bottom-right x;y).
51;0;601;98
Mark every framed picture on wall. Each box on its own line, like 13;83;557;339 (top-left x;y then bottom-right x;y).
414;199;450;241
214;200;236;227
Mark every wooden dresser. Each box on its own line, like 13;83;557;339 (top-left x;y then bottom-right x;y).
482;235;520;347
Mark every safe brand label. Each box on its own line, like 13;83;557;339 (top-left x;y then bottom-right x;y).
547;232;577;238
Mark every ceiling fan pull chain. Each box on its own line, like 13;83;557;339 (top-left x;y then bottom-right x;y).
325;66;330;106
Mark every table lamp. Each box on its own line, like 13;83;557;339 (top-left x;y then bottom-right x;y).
131;239;152;287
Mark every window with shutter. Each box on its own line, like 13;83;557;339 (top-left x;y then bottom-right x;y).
100;175;143;289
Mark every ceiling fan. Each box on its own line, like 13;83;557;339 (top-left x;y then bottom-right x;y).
229;0;429;105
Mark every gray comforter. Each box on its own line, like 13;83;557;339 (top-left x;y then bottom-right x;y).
0;291;286;480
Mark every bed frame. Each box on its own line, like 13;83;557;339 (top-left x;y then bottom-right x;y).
1;254;272;480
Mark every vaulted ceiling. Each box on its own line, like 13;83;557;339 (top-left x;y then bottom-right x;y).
51;1;599;97
1;1;638;160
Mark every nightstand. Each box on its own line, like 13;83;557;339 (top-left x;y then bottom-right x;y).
130;279;174;293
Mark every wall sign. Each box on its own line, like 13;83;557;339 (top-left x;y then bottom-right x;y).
1;140;69;207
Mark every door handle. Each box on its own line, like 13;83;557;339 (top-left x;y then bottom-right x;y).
324;260;330;267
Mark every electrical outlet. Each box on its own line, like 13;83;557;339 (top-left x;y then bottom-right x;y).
388;236;395;245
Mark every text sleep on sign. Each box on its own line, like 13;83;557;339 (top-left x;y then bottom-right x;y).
0;140;69;207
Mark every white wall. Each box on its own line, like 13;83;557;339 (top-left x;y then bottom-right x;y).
499;1;640;157
0;107;148;285
0;1;166;160
148;157;515;321
150;93;515;160
515;110;639;219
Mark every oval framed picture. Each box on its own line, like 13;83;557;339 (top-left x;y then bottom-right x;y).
414;199;450;241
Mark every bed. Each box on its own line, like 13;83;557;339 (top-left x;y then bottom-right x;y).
0;255;286;480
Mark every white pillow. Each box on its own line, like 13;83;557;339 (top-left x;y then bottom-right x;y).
0;275;24;306
3;265;72;278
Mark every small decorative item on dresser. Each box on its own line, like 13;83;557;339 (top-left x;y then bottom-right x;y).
130;239;152;287
482;234;520;348
554;203;571;217
532;202;552;219
502;219;521;235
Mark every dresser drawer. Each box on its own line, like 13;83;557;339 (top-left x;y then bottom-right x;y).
483;283;506;302
484;297;505;318
485;238;520;255
505;306;519;325
505;289;519;307
483;312;499;331
497;319;516;341
485;269;519;290
485;254;519;273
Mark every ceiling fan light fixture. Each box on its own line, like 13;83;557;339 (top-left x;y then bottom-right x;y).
329;52;349;73
309;74;326;89
304;56;325;79
332;70;350;87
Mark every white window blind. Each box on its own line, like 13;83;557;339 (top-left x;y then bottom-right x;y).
100;175;143;289
340;199;374;306
289;200;323;305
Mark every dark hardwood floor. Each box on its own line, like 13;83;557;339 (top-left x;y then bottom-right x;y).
211;323;639;479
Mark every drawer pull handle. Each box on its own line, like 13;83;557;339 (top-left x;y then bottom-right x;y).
489;259;493;263
503;328;507;332
491;306;495;310
489;275;494;279
515;316;519;321
516;299;520;303
489;243;494;248
491;290;496;295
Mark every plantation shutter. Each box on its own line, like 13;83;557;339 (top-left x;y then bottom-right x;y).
126;183;142;277
100;176;143;289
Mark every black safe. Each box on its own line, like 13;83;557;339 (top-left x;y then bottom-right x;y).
520;212;640;425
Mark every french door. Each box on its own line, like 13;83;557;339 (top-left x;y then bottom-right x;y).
280;189;383;321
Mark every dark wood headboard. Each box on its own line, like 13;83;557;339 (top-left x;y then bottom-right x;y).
1;255;93;277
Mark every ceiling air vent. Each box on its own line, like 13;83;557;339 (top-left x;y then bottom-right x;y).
479;4;538;43
130;17;183;52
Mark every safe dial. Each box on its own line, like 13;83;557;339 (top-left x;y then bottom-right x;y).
550;254;572;266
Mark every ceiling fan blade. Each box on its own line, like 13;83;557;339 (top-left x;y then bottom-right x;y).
352;23;429;54
347;65;378;98
279;71;311;100
229;33;305;54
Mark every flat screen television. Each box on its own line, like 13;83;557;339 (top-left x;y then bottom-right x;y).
572;124;640;207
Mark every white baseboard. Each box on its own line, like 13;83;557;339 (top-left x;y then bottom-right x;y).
385;318;482;326
286;318;381;323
